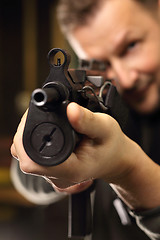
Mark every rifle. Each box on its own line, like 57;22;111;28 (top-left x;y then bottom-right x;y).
23;48;127;239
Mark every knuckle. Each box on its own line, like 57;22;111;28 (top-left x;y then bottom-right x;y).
83;109;94;128
19;162;31;174
19;160;37;175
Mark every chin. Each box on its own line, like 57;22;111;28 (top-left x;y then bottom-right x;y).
132;100;160;115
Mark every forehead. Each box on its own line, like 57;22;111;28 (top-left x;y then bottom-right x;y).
73;0;158;58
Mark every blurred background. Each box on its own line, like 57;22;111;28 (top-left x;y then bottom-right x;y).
0;0;76;239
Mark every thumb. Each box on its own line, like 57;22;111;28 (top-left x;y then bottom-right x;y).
67;102;115;139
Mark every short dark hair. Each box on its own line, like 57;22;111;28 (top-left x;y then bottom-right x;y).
57;0;105;33
57;0;158;33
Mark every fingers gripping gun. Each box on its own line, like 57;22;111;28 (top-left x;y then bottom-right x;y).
23;48;118;239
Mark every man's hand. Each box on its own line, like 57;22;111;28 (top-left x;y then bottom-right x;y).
11;102;132;187
11;102;160;210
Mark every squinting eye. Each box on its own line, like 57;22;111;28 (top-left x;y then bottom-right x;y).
120;41;137;56
127;41;137;50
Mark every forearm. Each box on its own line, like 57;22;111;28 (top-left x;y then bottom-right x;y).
110;136;160;211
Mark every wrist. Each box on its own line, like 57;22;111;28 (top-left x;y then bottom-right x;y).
109;138;160;210
103;134;139;184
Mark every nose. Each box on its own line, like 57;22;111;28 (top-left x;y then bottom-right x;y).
105;61;138;90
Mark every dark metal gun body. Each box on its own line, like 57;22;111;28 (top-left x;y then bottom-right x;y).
23;48;115;167
23;48;125;239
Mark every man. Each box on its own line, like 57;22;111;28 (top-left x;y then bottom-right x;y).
11;0;160;239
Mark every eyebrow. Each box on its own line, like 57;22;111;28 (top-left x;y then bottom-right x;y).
78;30;132;70
111;29;131;54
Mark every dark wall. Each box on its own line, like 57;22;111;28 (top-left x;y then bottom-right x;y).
0;0;23;135
0;0;56;136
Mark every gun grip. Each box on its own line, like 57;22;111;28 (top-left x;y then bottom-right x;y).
23;100;77;166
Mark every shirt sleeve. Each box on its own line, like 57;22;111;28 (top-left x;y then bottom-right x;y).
129;206;160;240
10;159;66;205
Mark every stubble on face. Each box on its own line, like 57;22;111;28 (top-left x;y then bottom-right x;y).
72;0;160;114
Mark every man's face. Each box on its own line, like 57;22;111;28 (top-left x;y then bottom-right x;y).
72;0;160;114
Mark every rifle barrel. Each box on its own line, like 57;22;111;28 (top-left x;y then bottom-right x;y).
31;88;61;107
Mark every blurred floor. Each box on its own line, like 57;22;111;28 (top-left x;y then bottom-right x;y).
0;137;69;240
0;199;68;240
0;198;68;240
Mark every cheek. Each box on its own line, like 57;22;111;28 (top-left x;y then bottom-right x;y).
139;46;160;74
134;57;160;77
130;40;160;75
